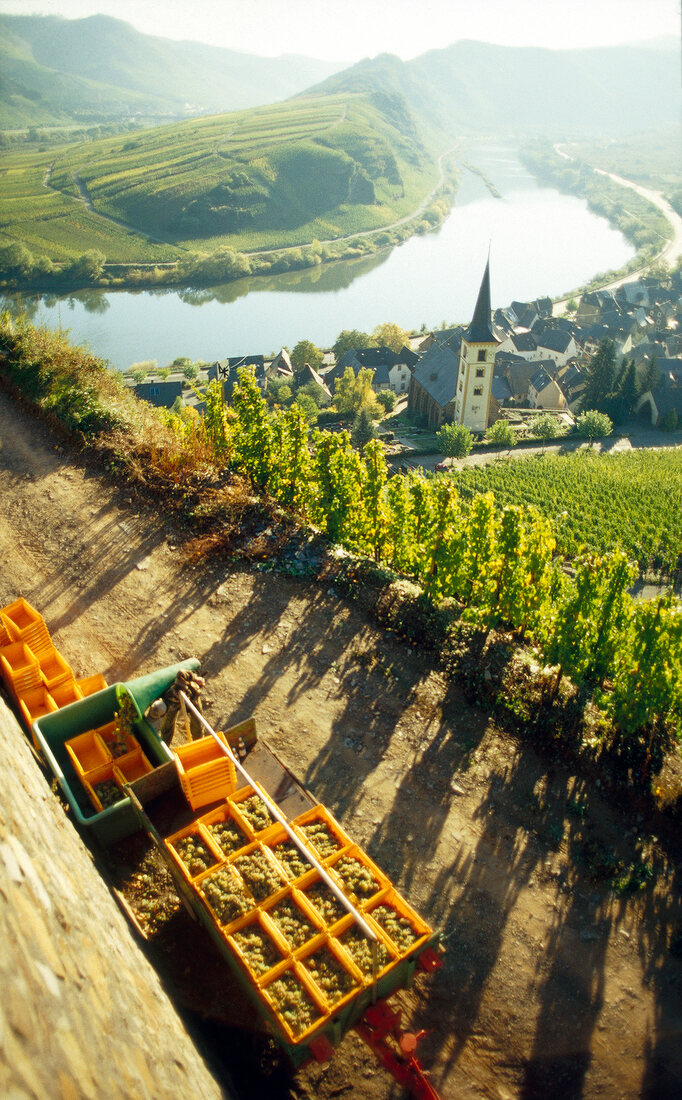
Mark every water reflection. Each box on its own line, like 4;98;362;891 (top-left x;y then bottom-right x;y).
3;144;635;369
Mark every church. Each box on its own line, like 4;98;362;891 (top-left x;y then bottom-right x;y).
408;260;499;431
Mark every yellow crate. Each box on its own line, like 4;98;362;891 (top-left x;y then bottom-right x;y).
165;822;224;882
332;913;397;984
0;621;11;647
228;783;276;835
37;645;73;692
291;804;353;861
65;730;112;778
226;911;289;982
18;685;58;735
261;887;325;952
80;761;122;814
199;803;253;857
75;673;107;697
230;842;288;905
295;872;351;931
174;731;237;810
50;678;84;709
296;931;364;1013
325;845;390;908
113;747;153;784
14;621;52;657
263;828;316;885
259;959;328;1045
0;597;44;638
0;641;43;698
363;889;433;960
195;861;256;929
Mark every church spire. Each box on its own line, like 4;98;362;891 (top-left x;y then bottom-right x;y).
466;257;495;343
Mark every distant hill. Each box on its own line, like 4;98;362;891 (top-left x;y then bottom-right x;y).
0;13;344;128
307;39;680;137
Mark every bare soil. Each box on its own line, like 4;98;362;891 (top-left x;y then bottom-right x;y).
1;390;681;1100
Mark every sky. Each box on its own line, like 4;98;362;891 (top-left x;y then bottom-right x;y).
0;0;679;62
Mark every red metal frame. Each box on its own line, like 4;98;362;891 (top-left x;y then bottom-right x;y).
355;964;444;1100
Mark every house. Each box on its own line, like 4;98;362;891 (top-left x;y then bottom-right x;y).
297;362;332;404
329;345;416;396
557;363;586;411
534;328;579;366
271;348;294;378
133;379;185;409
510;300;540;329
408;340;461;427
636;359;682;426
209;354;267;395
495;331;544;361
528;366;567;411
495;353;538;405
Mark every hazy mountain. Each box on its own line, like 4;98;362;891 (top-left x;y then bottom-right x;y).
307;39;681;137
0;13;345;127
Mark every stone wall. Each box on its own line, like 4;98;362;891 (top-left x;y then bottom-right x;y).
0;697;226;1100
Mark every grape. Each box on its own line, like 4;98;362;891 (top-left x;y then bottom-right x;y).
333;856;379;903
238;793;273;832
201;867;252;924
338;926;388;976
305;881;345;925
208;817;248;856
303;946;356;1005
234;850;283;902
269;841;312;881
270;898;316;948
371;905;418;952
299;820;341;858
174;833;216;877
233;925;280;977
267;971;319;1036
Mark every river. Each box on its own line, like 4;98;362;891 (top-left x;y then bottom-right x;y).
7;144;634;370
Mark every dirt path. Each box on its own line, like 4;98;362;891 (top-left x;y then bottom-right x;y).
1;391;681;1099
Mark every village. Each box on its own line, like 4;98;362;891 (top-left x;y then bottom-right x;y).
126;267;682;449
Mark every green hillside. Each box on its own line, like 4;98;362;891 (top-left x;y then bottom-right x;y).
0;93;441;264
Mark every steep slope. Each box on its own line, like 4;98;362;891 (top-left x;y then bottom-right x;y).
0;13;344;127
41;91;436;250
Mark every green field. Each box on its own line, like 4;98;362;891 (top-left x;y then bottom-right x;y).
445;448;682;577
0;93;441;267
566;126;682;200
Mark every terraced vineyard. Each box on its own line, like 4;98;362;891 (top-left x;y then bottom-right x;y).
447;448;682;577
0;92;439;263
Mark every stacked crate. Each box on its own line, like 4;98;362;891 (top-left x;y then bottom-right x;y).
165;793;433;1049
0;597;108;744
65;715;153;814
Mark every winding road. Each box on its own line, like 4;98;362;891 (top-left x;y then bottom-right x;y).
553;143;682;311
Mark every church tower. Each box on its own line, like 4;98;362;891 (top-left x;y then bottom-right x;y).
454;259;498;432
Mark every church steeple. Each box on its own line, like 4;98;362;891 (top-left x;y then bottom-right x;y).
466;257;495;343
453;257;498;433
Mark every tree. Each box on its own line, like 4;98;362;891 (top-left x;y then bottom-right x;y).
352;407;377;448
617;358;639;417
371;321;410;353
131;369;147;384
577;409;613;445
291;339;324;374
182;363;199;381
436;422;474;459
69;250;106;282
486;419;516;451
267;378;293;406
581;338;616;411
376;389;397;413
293;392;319;425
334;366;379;416
333;329;373;360
529;413;558;451
640;355;660;396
